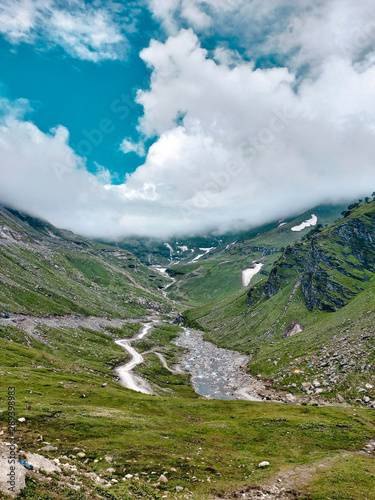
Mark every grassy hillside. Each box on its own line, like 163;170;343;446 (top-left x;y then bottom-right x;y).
185;201;375;405
1;321;374;499
166;204;345;306
0;206;170;318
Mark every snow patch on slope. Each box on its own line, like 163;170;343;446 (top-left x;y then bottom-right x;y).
242;263;263;287
291;214;318;232
190;247;214;263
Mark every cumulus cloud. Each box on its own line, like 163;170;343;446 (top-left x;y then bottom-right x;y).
0;0;136;61
117;29;375;234
2;2;375;239
147;0;375;74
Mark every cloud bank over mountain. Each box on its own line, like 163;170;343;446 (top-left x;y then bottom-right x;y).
1;1;375;238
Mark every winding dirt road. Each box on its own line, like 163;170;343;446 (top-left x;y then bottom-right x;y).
114;323;154;394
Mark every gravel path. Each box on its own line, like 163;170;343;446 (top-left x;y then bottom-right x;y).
114;323;154;394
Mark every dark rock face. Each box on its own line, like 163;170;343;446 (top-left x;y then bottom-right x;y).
174;314;185;325
247;207;375;312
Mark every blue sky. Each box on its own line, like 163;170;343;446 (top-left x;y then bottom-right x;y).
1;0;375;239
0;7;155;180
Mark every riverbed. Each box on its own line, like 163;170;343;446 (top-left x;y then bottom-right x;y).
174;328;263;401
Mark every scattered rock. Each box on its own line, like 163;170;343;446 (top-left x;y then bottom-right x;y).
25;452;61;473
158;474;168;483
258;461;270;468
39;445;57;452
284;320;305;338
76;452;86;458
104;456;113;463
301;382;312;391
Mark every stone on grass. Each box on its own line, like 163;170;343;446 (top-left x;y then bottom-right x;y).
25;452;61;473
39;445;57;452
258;461;270;467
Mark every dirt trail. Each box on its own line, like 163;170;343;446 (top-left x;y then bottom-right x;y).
115;322;155;394
0;313;149;336
216;456;339;499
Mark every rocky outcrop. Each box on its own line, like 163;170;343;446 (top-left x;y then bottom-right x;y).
248;204;375;312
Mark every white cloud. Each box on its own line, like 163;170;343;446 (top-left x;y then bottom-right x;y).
147;0;375;74
120;138;145;157
0;0;133;61
3;3;375;239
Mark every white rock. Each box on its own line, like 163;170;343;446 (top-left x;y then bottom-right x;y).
0;444;26;497
258;461;270;467
25;452;61;474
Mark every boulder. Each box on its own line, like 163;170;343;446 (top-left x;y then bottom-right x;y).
25;452;61;473
39;445;57;452
0;443;26;498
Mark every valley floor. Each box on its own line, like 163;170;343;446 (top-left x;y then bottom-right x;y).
1;309;375;499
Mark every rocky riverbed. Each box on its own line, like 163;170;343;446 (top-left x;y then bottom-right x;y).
174;328;287;401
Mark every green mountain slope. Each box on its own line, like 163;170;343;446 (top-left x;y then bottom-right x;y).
0;206;169;317
166;204;346;305
185;201;375;405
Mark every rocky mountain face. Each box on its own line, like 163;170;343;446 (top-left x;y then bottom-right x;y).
248;204;375;312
